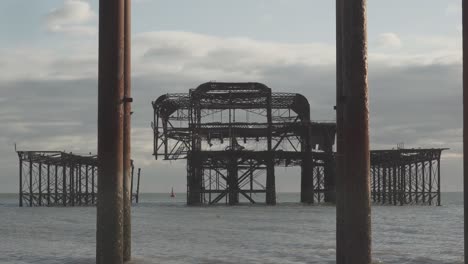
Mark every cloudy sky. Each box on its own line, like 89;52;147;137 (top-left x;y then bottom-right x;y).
0;0;463;193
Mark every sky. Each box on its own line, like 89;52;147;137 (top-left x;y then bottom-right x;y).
0;0;463;193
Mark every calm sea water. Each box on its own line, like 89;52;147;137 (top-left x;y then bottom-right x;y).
0;193;463;264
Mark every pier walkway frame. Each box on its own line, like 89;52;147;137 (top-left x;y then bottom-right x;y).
17;150;141;207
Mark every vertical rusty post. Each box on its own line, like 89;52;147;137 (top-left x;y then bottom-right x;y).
123;0;132;261
19;154;23;207
136;168;141;203
96;0;125;262
463;1;467;260
335;0;345;262
341;0;371;262
130;161;134;202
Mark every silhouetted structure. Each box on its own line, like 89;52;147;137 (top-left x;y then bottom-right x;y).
371;148;445;206
16;151;141;207
153;82;336;205
153;82;446;206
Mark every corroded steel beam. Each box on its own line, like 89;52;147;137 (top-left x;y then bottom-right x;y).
96;0;125;263
341;0;371;263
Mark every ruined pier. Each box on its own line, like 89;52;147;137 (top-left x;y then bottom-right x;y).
16;150;141;207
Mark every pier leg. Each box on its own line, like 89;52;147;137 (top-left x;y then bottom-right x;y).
38;163;42;206
47;164;50;206
228;158;239;205
301;153;314;203
86;165;89;205
301;124;314;203
335;0;345;261
19;156;23;207
63;165;67;206
71;166;75;206
408;164;412;203
429;159;433;205
266;158;276;205
187;157;202;205
464;1;467;261
55;165;58;204
324;153;336;203
136;168;141;203
437;157;441;206
340;0;371;262
92;166;96;204
96;0;125;262
29;158;33;207
122;0;132;260
131;163;134;203
422;161;426;204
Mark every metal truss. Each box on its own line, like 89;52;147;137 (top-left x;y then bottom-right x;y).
153;82;336;205
17;151;142;207
370;148;446;206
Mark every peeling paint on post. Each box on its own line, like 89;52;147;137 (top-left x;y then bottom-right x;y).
96;0;125;263
341;0;371;263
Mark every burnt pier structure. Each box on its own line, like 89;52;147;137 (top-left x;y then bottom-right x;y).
371;148;445;206
153;82;447;206
17;150;141;207
153;82;336;205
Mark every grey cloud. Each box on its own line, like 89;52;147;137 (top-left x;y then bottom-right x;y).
0;29;463;192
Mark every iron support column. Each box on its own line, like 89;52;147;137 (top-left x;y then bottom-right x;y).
123;0;132;260
29;158;32;207
96;0;125;262
437;157;441;206
136;168;141;203
464;1;467;260
341;0;371;262
335;0;345;261
266;93;276;205
19;156;23;207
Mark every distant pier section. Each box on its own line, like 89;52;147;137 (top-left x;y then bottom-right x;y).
152;82;446;206
16;150;141;207
371;148;446;206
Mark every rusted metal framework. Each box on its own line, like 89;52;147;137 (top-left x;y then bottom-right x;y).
153;82;336;205
17;151;141;207
370;148;446;206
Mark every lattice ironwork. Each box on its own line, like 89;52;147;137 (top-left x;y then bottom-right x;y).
370;149;445;206
153;82;336;205
17;151;142;207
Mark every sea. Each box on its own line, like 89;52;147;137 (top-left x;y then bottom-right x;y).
0;193;463;264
